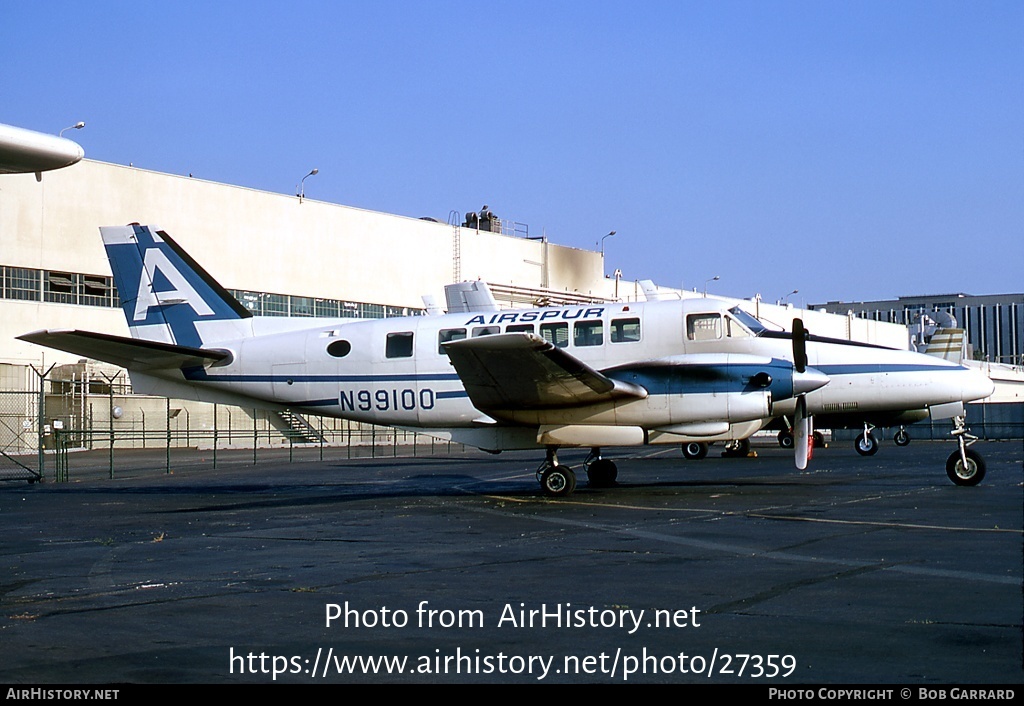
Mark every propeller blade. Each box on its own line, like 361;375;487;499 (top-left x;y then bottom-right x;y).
794;395;812;470
792;318;808;373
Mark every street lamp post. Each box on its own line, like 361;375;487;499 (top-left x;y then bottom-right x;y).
59;122;85;138
297;168;319;203
703;275;720;297
600;231;616;258
778;289;799;305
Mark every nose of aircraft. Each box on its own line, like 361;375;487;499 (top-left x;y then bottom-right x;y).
961;366;995;402
793;366;830;396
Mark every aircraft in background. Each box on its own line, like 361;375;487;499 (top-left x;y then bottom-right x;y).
19;225;994;495
0;122;85;180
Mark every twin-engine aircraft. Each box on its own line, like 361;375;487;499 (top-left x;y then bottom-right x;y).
19;225;994;496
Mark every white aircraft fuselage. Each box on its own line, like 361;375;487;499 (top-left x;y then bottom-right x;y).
19;225;995;492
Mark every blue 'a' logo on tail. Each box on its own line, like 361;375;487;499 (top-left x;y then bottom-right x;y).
101;224;251;347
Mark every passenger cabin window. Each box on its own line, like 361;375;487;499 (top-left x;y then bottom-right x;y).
506;324;534;334
472;326;500;337
540;322;569;348
386;332;414;358
438;328;466;354
687;313;722;341
610;317;641;343
574;320;603;347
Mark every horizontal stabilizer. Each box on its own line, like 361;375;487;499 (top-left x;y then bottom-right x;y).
443;332;647;411
444;281;500;313
17;329;229;371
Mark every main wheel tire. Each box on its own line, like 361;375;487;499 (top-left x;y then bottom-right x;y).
945;449;986;486
894;429;911;447
812;430;825;447
681;442;709;460
722;438;750;458
540;465;577;497
854;432;878;456
778;431;794;449
586;459;618;488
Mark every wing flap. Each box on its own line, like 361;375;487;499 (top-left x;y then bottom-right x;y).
443;332;647;410
17;329;230;371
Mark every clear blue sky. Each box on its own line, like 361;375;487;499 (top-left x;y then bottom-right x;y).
3;1;1021;306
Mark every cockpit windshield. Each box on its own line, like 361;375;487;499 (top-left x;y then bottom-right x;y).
728;306;769;336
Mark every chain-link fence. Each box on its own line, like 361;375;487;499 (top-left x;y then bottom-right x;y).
2;364;470;483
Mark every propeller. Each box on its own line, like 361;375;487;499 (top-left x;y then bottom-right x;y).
792;317;813;469
792;317;808;373
794;394;813;469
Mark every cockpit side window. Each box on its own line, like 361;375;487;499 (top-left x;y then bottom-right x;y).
724;315;752;338
727;306;768;335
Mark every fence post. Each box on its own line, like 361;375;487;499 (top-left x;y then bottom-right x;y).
29;363;55;481
213;403;218;469
165;397;171;474
102;371;118;479
253;408;258;466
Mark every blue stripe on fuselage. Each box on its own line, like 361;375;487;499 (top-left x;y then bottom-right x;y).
180;368;462;383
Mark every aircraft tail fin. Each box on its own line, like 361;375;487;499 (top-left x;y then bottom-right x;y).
101;224;251;347
923;328;966;362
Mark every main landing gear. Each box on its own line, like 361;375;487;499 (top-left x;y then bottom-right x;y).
721;438;751;458
778;429;824;449
854;423;879;456
852;424;918;452
681;441;709;460
584;448;618;488
536;447;619;497
946;416;985;486
893;426;911;447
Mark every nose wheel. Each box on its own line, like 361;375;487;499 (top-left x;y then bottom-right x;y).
946;416;985;486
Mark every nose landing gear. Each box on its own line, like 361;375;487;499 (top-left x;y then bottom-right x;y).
946;416;985;486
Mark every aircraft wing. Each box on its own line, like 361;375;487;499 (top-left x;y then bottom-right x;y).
17;329;230;371
443;332;647;410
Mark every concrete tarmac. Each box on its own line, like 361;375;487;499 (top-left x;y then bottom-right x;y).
1;438;1021;684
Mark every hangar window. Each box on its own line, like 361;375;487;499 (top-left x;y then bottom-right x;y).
81;275;112;307
327;340;352;358
687;313;722;341
386;332;414;358
263;293;289;317
291;296;315;317
45;271;78;304
4;267;40;302
540;322;569;348
438;328;466;354
610;317;641;343
574;320;604;347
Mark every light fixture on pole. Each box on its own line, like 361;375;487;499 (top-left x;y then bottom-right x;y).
778;289;798;305
59;121;85;137
297;168;319;203
600;230;616;258
703;275;720;297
